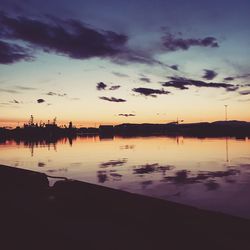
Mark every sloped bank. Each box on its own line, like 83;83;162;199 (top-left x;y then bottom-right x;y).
0;164;250;250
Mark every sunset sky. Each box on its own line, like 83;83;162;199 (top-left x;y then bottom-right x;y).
0;0;249;127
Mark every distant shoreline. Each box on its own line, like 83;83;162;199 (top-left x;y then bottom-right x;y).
1;120;250;140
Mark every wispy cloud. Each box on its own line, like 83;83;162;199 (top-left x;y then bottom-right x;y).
224;73;250;82
0;88;20;93
118;113;135;117
202;69;218;80
99;96;126;102
97;82;121;91
15;85;37;90
112;72;129;77
0;40;32;64
162;77;238;91
132;87;171;97
239;90;250;96
109;85;121;90
139;77;151;83
162;33;219;52
46;91;67;97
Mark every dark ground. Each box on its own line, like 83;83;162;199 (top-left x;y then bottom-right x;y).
1;164;250;250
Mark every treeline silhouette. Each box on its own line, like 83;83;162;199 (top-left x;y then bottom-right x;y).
114;120;250;137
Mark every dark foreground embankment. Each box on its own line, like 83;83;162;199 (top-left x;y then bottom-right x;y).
1;164;250;250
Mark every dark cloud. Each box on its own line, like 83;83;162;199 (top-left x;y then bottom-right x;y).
132;87;171;97
109;85;121;90
224;77;234;81
139;77;151;83
112;72;129;77
170;65;179;71
239;90;250;95
162;76;238;91
118;113;135;117
202;69;218;80
162;78;189;90
0;13;161;65
0;40;32;64
224;74;250;82
99;96;126;102
96;82;107;91
37;98;45;103
97;82;120;91
162;33;219;52
2;13;220;66
0;13;129;61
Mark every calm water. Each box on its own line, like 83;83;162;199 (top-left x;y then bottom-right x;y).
1;136;250;218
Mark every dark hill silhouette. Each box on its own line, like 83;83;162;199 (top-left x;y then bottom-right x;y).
114;120;250;137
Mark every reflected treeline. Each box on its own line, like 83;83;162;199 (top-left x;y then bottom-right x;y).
0;136;78;156
0;136;76;146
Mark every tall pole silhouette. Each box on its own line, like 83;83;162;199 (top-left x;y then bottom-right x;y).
224;105;228;121
225;137;229;163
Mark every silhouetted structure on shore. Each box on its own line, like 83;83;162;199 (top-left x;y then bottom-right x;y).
0;115;77;140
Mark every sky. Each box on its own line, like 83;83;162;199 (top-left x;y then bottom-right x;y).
0;0;250;127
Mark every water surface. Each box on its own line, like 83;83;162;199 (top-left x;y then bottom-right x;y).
1;136;250;218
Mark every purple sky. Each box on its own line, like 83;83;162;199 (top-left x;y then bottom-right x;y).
0;0;249;126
